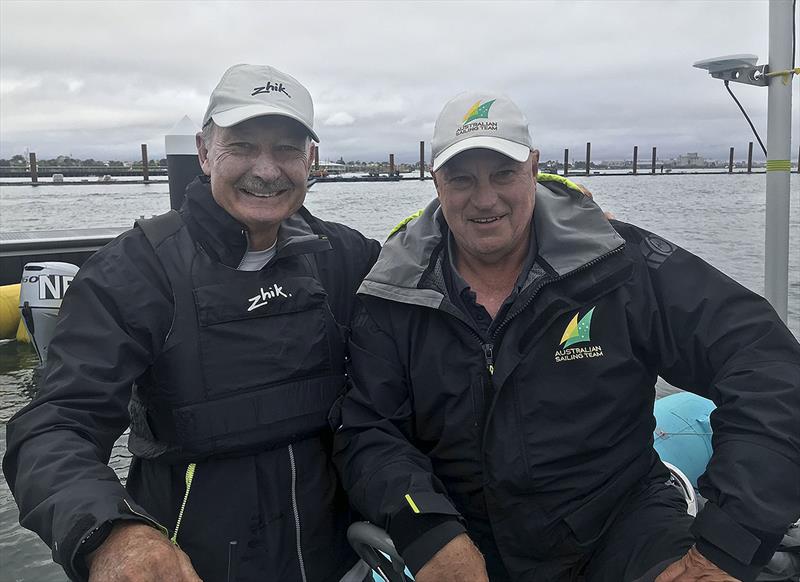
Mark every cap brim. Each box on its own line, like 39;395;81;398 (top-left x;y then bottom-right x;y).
432;137;531;171
211;104;319;142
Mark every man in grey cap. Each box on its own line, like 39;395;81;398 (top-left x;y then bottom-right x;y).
334;91;800;581
4;64;379;582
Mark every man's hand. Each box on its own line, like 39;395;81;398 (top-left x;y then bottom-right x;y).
415;533;489;582
655;546;739;582
86;522;203;582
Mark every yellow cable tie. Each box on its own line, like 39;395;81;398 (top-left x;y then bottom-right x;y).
404;493;421;514
766;160;792;172
764;67;800;85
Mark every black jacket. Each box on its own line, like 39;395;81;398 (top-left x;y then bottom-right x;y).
3;177;380;582
333;176;800;582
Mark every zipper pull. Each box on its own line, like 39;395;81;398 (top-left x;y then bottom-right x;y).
482;343;494;375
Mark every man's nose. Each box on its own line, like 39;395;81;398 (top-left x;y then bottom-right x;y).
251;150;282;181
471;182;499;210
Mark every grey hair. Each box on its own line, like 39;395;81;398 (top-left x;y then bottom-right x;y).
201;120;217;147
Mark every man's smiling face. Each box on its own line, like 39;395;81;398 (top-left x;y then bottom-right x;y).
434;148;538;265
198;115;311;247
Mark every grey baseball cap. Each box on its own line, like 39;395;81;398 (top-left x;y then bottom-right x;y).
431;91;532;171
202;64;319;142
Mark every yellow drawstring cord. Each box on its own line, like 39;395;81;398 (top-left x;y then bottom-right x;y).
170;463;197;545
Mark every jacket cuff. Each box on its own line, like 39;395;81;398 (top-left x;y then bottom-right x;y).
397;518;466;574
63;498;166;582
387;491;465;575
691;503;784;582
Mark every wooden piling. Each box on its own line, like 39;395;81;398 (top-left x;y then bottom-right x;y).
796;143;799;174
747;142;753;173
29;152;38;184
419;141;425;179
389;154;395;176
633;146;638;175
313;144;319;170
141;144;149;182
729;147;734;173
651;147;657;174
563;148;569;177
585;142;591;176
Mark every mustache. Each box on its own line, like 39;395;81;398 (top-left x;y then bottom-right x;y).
235;175;294;194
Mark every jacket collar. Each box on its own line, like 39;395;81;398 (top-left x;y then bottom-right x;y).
180;176;331;268
358;177;625;308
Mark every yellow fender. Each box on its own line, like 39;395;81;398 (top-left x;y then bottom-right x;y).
0;284;30;342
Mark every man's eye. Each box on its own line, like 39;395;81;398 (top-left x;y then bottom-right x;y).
495;170;515;179
450;176;471;186
276;144;301;152
229;142;253;151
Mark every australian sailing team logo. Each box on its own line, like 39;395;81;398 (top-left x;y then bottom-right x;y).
554;306;605;362
456;99;498;136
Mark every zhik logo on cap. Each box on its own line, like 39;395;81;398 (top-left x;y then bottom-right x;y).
252;81;291;98
555;306;605;362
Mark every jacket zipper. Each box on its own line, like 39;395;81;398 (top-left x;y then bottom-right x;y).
287;444;308;582
122;499;169;537
470;245;626;557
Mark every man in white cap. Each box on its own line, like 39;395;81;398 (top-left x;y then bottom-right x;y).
5;64;379;582
334;91;800;581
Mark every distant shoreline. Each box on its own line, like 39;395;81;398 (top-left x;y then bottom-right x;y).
0;170;780;187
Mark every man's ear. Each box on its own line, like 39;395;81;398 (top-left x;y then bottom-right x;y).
530;149;540;178
307;141;316;172
196;132;212;176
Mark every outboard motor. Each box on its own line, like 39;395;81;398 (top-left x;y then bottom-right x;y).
19;262;79;364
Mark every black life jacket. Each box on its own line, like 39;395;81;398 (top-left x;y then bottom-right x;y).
128;210;346;463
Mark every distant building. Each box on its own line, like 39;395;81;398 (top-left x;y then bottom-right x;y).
676;152;705;168
317;160;347;174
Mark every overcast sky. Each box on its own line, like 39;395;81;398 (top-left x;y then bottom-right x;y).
1;0;797;163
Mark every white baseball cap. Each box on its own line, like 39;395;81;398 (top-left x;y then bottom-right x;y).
431;91;532;171
202;64;319;142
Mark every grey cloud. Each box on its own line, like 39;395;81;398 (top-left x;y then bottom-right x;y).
1;1;796;162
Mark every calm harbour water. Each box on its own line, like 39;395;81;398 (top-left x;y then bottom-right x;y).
0;174;798;581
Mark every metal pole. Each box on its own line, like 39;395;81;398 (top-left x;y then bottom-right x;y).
563;148;569;177
764;0;793;322
729;147;735;173
420;141;425;179
29;152;38;184
651;147;657;175
141;144;149;182
165;116;202;210
748;142;754;173
585;142;591;176
633;146;638;175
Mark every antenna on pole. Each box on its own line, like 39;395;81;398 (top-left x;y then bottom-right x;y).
693;0;796;323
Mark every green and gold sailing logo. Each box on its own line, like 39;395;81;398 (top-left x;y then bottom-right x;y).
555;306;604;362
463;99;496;124
560;306;595;348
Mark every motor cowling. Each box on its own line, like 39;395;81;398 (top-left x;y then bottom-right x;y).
19;262;79;364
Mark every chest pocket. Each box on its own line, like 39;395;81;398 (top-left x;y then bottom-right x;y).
195;274;337;398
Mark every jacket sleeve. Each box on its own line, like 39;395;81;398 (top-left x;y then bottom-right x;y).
628;226;800;581
2;232;172;581
332;299;466;573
